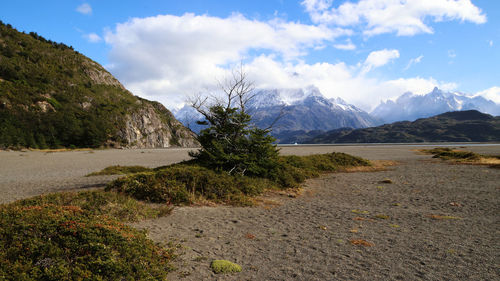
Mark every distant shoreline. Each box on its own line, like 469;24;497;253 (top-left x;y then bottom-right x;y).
278;142;500;147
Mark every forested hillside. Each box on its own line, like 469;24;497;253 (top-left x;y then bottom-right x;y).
0;21;196;148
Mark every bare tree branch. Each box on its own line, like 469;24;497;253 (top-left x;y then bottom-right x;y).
262;104;286;131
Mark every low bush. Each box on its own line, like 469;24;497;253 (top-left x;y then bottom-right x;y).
423;147;488;161
106;165;275;205
106;152;371;205
86;165;152;176
0;194;175;280
421;147;500;169
433;150;480;160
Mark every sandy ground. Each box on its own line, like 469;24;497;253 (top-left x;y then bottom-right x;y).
0;148;193;204
1;144;499;280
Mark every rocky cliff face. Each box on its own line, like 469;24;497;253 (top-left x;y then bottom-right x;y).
119;101;198;148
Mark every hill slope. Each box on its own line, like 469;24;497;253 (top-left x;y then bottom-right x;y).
307;110;500;144
0;22;196;148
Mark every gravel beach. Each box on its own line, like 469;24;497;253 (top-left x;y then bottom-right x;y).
1;144;499;280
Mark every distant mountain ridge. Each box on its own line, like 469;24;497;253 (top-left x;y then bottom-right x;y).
175;86;382;143
0;21;197;149
371;87;500;124
306;110;500;144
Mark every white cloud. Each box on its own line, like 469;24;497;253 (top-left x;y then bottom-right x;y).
448;49;456;58
301;0;486;36
333;38;356;50
404;55;424;70
488;40;493;47
361;49;400;74
246;56;457;110
104;13;346;107
76;3;92;15
84;33;101;43
474;87;500;103
104;13;461;112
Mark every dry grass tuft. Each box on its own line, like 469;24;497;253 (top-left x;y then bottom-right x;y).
344;160;399;173
428;214;461;220
374;214;390;220
351;209;370;215
379;178;393;184
245;233;256;239
350;239;374;247
420;147;500;168
353;217;376;222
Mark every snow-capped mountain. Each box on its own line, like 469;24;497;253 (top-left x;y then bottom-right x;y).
172;105;205;133
371;87;500;124
173;86;382;143
249;87;381;136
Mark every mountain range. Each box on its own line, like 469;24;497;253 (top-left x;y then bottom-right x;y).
306;110;500;144
175;86;500;143
371;87;500;124
0;21;196;149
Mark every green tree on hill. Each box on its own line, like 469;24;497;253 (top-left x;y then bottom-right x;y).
189;66;279;177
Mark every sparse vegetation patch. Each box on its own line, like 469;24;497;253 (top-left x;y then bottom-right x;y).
350;239;374;247
86;165;152;176
0;191;175;280
428;214;461;220
421;147;500;168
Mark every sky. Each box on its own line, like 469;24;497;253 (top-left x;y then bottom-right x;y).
1;0;499;111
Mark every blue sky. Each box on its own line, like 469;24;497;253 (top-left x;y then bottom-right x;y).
1;0;499;110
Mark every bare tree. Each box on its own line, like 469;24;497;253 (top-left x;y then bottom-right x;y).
190;63;255;123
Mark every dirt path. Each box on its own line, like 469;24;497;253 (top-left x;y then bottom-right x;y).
132;148;500;280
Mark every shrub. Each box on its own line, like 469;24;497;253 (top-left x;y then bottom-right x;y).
106;152;370;205
423;147;481;160
0;202;174;280
86;165;152;176
106;165;273;205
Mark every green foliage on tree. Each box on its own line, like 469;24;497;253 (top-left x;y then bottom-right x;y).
188;67;280;177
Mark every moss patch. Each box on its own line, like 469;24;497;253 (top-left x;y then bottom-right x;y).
210;260;242;274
